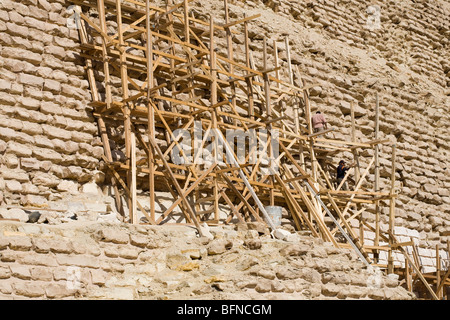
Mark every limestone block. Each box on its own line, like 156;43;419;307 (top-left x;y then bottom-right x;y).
10;265;32;280
21;194;47;207
5;180;22;192
42;124;72;140
40;101;62;115
81;182;101;196
17;73;44;86
279;243;311;256
13;281;45;298
56;254;100;269
95;228;129;244
254;279;272;293
45;282;77;299
0;266;11;279
32;238;50;253
8;236;32;251
117;245;141;260
7;209;29;222
32;146;63;163
56;180;79;194
31;172;60;187
30;267;53;281
34;135;55;149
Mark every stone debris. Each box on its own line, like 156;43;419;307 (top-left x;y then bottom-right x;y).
0;220;416;300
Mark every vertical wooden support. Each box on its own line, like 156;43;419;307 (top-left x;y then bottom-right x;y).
436;245;442;299
405;257;412;292
131;132;137;224
146;0;155;222
288;43;304;171
210;15;219;221
263;36;274;206
115;0;133;222
374;93;380;261
273;40;285;136
351;101;361;182
388;144;397;274
224;0;236;125
183;0;190;42
244;16;254;119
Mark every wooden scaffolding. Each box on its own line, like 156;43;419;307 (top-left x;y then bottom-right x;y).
70;0;449;299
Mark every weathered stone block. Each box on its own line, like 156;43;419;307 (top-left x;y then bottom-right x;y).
0;282;12;295
45;282;77;299
8;237;32;251
254;279;272;293
95;228;129;244
90;269;108;286
279;243;311;256
117;246;141;260
10;265;31;280
130;234;149;248
19;252;58;267
32;238;50;253
56;254;100;269
30;267;53;281
13;281;45;298
0;266;11;279
17;73;44;86
48;239;74;254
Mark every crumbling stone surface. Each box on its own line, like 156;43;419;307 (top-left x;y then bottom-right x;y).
0;0;103;208
0;220;415;300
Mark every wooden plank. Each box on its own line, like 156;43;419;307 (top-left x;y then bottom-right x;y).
222;13;261;29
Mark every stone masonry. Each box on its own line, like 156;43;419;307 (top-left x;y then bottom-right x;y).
0;220;415;300
0;0;448;299
0;0;104;208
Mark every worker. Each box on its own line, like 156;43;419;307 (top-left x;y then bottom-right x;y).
311;111;327;133
336;160;354;190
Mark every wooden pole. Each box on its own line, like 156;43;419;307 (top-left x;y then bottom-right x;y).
131;132;137;224
263;36;275;206
210;15;220;221
436;245;442;299
115;0;133;222
374;93;380;262
146;0;155;222
388;144;397;274
224;0;236;125
405;257;412;292
244;15;254;120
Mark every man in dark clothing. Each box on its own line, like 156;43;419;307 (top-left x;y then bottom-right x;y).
336;160;354;190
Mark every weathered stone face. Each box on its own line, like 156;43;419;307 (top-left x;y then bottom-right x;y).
0;220;416;300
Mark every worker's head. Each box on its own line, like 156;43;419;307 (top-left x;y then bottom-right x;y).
339;160;345;165
316;111;321;114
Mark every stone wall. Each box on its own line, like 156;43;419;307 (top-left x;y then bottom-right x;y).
0;0;448;254
0;220;415;299
0;0;104;208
